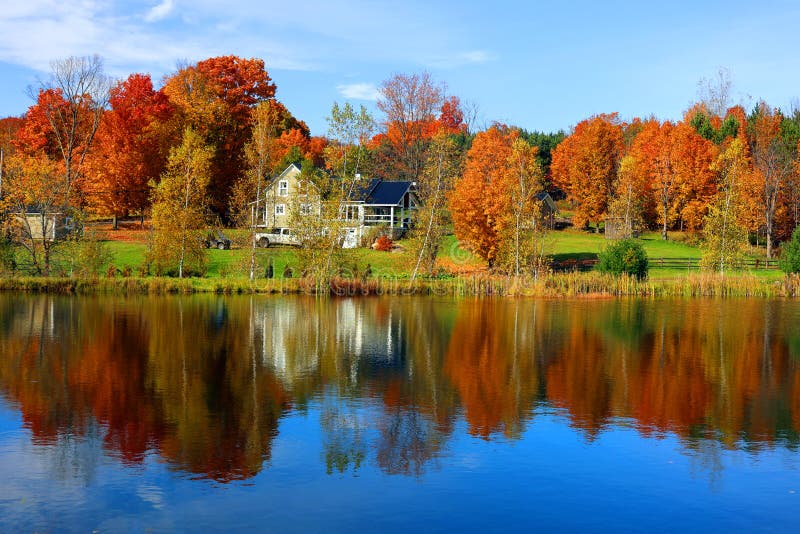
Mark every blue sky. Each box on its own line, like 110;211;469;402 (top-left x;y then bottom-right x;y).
1;0;799;135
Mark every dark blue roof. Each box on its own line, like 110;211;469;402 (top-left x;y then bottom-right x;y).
365;180;413;205
347;178;413;205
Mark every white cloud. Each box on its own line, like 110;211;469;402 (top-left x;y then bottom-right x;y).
424;49;496;69
0;1;486;90
336;82;380;101
144;0;175;23
460;50;493;64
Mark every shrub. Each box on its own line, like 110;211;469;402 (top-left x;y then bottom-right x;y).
779;227;800;274
597;239;649;280
0;238;16;275
374;235;393;252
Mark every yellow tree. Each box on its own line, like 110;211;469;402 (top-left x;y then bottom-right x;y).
607;155;649;238
702;138;749;273
150;128;213;278
0;154;65;275
501;138;546;276
238;102;281;281
410;132;461;281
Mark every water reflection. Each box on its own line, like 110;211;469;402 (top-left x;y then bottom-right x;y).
1;295;799;483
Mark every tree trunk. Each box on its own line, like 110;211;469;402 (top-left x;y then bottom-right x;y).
112;214;118;230
766;232;773;259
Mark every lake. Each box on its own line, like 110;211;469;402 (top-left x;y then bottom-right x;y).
1;294;799;531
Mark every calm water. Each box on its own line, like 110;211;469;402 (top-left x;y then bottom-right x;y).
1;295;799;532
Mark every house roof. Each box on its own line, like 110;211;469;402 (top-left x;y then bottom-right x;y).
347;178;414;205
536;191;558;213
276;163;302;179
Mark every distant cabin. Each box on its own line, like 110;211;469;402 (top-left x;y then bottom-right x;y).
537;192;558;228
19;209;74;241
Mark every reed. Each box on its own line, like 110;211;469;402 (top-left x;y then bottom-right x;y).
0;272;796;298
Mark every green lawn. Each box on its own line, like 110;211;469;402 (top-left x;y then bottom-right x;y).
96;228;778;280
549;229;702;262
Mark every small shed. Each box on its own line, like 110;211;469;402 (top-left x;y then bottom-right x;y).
20;209;74;241
536;192;558;229
604;216;640;239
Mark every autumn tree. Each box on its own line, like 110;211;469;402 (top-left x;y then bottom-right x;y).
437;96;467;135
239;102;280;281
288;167;348;280
410;133;461;281
626;120;716;238
149;128;213;278
499;138;547;276
551;114;623;231
701;138;750;273
449;125;515;267
377;72;444;180
0;117;22;199
672;122;718;232
18;55;111;204
0;154;66;275
746;102;796;258
163;56;281;216
607;155;648;238
84;74;173;228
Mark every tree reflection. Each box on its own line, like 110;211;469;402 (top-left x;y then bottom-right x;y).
0;295;799;483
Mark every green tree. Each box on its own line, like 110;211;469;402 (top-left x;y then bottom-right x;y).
325;102;375;184
150;128;213;278
779;226;800;274
597;239;649;279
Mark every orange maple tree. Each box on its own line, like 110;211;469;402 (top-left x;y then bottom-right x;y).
551;113;624;230
84;74;174;226
162;56;281;216
449;125;516;266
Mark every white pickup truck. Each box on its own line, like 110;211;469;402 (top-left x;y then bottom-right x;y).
254;227;301;248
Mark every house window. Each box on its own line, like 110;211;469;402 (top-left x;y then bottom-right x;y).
278;180;289;196
341;205;360;221
275;204;286;216
300;203;313;216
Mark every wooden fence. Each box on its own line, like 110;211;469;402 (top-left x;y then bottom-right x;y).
551;257;780;272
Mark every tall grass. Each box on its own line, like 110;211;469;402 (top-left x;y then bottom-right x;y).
0;272;798;298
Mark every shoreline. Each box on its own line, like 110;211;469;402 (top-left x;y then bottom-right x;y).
1;271;798;298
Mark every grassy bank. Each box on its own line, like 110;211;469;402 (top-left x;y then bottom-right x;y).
2;271;798;298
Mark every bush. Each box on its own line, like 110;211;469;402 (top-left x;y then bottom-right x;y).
597;239;649;280
373;235;393;252
0;238;16;275
779;227;800;274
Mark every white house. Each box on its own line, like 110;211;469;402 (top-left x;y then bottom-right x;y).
250;164;419;248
